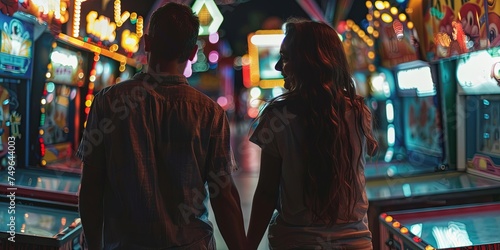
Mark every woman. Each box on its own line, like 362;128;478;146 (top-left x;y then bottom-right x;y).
247;19;378;250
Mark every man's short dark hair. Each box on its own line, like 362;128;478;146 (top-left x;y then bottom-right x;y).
148;3;200;62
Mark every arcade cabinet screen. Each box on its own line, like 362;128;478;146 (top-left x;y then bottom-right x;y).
118;65;136;82
397;67;442;157
93;56;118;91
399;208;500;249
41;82;77;145
40;45;87;169
0;203;79;236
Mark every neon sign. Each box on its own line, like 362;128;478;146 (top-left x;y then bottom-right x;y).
86;11;116;43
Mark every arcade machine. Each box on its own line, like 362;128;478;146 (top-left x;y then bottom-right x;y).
455;48;500;181
377;47;500;250
38;42;90;173
0;12;83;249
363;2;500;248
379;202;500;249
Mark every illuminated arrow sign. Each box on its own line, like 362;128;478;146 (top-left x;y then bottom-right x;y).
192;0;223;36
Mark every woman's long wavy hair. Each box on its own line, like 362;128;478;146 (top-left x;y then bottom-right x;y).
263;19;378;225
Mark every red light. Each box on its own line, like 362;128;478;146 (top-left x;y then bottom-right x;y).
413;236;422;243
85;107;91;114
393;20;404;40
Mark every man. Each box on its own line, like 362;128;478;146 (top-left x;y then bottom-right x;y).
77;3;246;249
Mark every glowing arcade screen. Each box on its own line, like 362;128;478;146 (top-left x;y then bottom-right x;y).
40;45;87;170
396;64;444;165
93;55;119;91
456;50;500;95
381;203;500;249
0;15;34;78
0;202;80;239
117;64;136;82
47;47;84;86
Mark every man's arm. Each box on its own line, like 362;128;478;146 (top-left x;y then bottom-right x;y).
79;162;105;249
246;150;281;250
208;174;247;249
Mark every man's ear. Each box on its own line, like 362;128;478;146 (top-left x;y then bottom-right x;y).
144;34;151;52
188;44;198;61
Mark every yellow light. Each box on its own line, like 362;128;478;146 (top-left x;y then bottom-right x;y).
392;221;401;228
384;1;390;8
352;25;360;32
425;246;436;250
73;0;84;37
41;160;46;166
399;13;407;22
365;1;372;9
366;14;373;21
381;13;393;23
384;216;393;222
368;51;375;59
369;64;376;72
374;1;385;10
400;227;409;234
373;30;379;37
367;40;374;47
367;26;374;34
374;10;380;18
406;7;413;14
390;7;398;15
39;129;44;136
407;21;414;29
358;30;366;37
346;19;354;28
85;100;92;107
110;44;119;52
